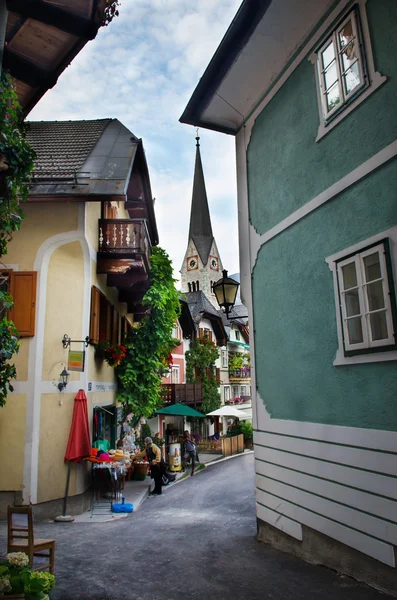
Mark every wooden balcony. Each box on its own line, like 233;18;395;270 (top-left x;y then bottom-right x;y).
97;218;152;312
162;384;203;407
229;368;251;381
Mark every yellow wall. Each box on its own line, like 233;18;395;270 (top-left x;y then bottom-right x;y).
0;395;26;491
12;340;29;382
85;201;100;252
42;241;84;382
5;203;80;271
37;393;76;502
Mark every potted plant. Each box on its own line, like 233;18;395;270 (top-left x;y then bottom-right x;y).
94;340;127;366
0;553;55;599
240;421;254;449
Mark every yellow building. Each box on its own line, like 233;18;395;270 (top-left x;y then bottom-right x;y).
0;119;158;517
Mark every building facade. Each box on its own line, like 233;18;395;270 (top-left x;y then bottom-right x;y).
0;119;158;517
181;0;397;593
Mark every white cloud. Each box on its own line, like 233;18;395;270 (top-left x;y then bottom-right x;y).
29;0;241;286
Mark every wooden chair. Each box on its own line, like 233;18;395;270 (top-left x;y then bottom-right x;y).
7;506;55;574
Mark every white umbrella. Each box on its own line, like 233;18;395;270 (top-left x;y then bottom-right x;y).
206;406;250;419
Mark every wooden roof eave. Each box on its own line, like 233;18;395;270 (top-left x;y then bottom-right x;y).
4;0;108;114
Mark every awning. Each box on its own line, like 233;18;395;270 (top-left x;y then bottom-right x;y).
156;403;205;418
206;406;250;419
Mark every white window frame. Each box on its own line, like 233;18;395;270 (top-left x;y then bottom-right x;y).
317;8;366;122
224;386;230;402
221;350;228;368
326;227;397;366
241;385;247;397
235;330;240;341
171;366;180;384
310;0;386;141
337;244;395;352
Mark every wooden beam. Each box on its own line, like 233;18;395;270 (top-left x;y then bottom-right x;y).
6;0;98;39
3;48;57;88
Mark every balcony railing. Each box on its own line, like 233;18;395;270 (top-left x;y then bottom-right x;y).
162;383;203;407
98;218;151;269
229;368;251;380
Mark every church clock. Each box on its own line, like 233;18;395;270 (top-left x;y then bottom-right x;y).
210;256;219;271
187;255;198;270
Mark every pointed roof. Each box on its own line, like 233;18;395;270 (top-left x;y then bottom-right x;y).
188;136;214;265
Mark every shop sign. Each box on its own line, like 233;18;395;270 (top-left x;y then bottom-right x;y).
68;349;85;372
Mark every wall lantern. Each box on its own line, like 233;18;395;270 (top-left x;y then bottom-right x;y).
58;368;70;392
213;270;240;318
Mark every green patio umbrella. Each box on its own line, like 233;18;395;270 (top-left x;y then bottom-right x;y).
156;403;205;418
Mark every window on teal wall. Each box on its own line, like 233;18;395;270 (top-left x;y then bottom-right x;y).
336;242;397;355
317;8;367;123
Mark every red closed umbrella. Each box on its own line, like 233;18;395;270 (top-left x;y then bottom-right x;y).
56;390;91;522
65;389;91;463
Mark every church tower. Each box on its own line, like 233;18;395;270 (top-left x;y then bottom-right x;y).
180;135;223;306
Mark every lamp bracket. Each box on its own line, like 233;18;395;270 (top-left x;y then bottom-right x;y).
62;334;91;349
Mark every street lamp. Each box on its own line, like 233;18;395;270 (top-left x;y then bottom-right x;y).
58;368;70;392
213;270;240;319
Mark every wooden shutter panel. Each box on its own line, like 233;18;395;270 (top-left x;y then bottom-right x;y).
9;272;37;337
111;309;119;346
90;286;101;344
199;328;203;339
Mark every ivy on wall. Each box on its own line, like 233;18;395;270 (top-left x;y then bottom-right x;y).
116;246;181;420
185;337;221;414
0;72;35;407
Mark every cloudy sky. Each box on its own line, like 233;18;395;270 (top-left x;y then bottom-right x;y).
30;0;241;284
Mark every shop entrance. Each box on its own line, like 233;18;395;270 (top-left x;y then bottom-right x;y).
93;405;116;449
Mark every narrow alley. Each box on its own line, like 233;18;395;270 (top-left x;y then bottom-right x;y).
1;455;391;600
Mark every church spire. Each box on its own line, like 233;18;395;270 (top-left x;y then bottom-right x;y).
188;133;214;266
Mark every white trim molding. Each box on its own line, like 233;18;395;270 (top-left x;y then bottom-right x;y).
22;227;90;505
326;225;397;366
248;139;397;271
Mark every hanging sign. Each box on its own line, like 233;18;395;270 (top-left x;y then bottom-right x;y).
68;349;85;372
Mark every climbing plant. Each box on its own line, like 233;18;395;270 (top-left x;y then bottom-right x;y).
185;336;221;414
116;246;181;419
0;72;35;407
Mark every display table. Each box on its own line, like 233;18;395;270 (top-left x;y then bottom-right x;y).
90;462;126;517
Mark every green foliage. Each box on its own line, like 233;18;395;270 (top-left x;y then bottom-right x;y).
0;318;19;407
228;351;250;372
0;71;35;257
0;553;55;599
0;72;34;408
226;420;253;441
116;246;181;419
140;422;152;441
185;337;221;414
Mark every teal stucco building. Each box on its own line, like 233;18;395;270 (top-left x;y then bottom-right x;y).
181;0;397;593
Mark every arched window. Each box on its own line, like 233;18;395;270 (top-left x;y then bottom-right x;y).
192;282;196;292
196;280;199;291
188;283;191;292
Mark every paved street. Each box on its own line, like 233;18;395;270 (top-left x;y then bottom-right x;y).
0;454;391;600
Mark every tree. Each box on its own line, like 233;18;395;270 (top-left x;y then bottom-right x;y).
116;247;181;419
185;337;221;414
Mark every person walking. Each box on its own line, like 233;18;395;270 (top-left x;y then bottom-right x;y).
134;437;163;496
182;431;197;476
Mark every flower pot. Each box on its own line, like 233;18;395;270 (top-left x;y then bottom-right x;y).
244;439;253;450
